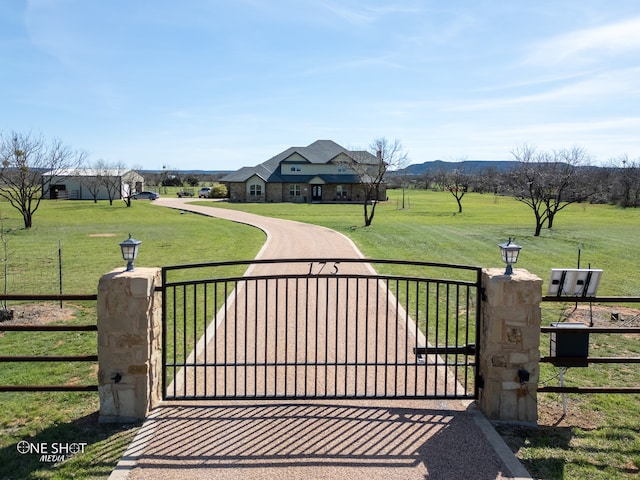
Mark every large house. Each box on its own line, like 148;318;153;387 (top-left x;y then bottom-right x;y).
42;169;144;200
220;140;386;203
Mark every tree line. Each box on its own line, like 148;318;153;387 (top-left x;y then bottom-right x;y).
1;131;637;232
388;146;640;236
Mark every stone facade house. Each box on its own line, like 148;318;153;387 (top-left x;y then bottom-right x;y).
220;140;386;203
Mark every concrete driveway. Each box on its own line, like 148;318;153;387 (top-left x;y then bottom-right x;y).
109;198;530;480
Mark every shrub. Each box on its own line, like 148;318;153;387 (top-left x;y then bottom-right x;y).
210;182;228;198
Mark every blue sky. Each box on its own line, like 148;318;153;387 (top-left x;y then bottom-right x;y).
2;1;640;170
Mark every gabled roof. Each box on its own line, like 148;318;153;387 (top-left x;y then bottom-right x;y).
217;166;270;183
42;168;141;177
280;140;350;164
220;140;378;183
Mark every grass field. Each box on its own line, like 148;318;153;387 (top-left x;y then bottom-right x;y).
0;199;264;480
0;189;639;479
199;189;640;479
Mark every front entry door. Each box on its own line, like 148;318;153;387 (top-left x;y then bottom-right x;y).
311;185;322;201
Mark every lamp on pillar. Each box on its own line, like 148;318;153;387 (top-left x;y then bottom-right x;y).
498;238;521;275
119;234;141;272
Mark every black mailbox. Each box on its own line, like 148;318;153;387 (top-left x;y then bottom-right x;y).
550;322;590;367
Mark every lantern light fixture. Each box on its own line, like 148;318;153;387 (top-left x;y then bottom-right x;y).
119;234;141;272
498;238;522;275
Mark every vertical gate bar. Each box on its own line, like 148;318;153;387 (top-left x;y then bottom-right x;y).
354;277;360;397
224;281;229;398
242;279;248;398
364;278;370;396
314;276;320;397
464;285;471;394
474;268;482;399
374;278;380;396
324;275;329;397
404;279;410;396
203;282;208;397
454;284;461;396
343;276;349;397
304;276;309;398
284;277;289;397
444;283;450;397
413;279;420;397
424;281;430;396
253;278;258;397
264;278;269;396
161;268;167;400
172;284;177;399
274;278;279;396
384;279;390;397
294;278;299;396
213;281;218;398
334;276;339;396
193;283;197;397
434;282;440;396
233;279;239;398
181;284;187;398
393;278;399;397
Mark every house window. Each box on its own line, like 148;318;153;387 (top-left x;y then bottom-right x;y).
290;166;301;172
249;184;262;196
289;185;301;196
337;185;347;198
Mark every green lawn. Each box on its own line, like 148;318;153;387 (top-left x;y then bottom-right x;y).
199;189;640;479
0;199;264;480
202;190;640;296
0;190;639;479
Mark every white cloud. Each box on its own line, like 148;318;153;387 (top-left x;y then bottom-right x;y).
526;16;640;67
443;67;640;112
317;0;423;26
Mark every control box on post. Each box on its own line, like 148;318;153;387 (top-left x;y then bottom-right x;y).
550;322;590;367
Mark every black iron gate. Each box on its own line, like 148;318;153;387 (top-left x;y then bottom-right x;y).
161;258;482;401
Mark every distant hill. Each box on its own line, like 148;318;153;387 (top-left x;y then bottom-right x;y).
396;160;519;176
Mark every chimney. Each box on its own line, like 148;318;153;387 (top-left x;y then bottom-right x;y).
376;150;382;160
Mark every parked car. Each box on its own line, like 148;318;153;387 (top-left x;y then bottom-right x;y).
177;190;194;197
198;187;211;198
132;191;160;200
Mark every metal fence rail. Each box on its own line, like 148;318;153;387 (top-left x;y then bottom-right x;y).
0;294;98;393
162;258;482;401
539;296;640;394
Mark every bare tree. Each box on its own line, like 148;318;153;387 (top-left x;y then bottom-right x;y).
444;169;469;213
543;147;592;228
347;138;409;226
610;155;640;207
505;145;591;236
0;132;85;228
101;161;127;205
79;159;106;203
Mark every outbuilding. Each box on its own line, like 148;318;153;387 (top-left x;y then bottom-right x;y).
42;169;144;200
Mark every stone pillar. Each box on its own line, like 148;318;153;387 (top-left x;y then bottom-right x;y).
479;268;542;425
97;268;162;423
